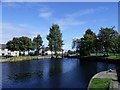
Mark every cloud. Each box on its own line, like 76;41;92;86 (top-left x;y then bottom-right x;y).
66;7;108;18
51;7;108;30
2;23;27;32
54;17;86;30
2;2;53;19
39;12;52;19
2;2;50;11
1;22;49;46
38;6;53;19
1;22;35;43
66;9;95;18
2;2;22;8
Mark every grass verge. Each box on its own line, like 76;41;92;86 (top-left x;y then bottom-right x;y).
0;55;51;63
106;55;120;59
89;78;111;90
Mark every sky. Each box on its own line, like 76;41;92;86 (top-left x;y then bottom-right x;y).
1;2;118;51
2;0;120;2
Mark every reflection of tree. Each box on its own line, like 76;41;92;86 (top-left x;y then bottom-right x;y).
80;60;97;84
8;61;32;82
49;59;62;76
8;61;44;81
97;63;109;72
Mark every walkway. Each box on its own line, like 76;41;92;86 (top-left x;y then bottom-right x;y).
88;69;120;90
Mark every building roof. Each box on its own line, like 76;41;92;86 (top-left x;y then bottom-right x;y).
0;44;6;49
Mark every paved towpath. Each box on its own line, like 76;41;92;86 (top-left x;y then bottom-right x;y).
88;70;120;90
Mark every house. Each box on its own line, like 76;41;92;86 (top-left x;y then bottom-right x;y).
20;51;29;56
40;47;64;55
45;50;55;55
0;44;19;57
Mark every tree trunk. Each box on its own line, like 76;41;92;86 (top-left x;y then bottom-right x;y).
55;51;57;58
106;48;109;56
28;50;30;55
51;50;53;58
62;50;64;58
96;51;97;56
87;50;90;56
24;51;25;56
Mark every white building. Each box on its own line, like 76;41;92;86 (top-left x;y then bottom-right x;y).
20;51;29;56
40;46;64;55
0;44;19;57
45;50;55;55
44;50;63;55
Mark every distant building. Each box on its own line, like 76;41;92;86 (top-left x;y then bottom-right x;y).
0;44;19;57
20;51;29;56
0;44;64;57
38;46;63;55
41;47;64;55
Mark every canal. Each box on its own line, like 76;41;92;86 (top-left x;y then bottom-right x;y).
2;58;118;89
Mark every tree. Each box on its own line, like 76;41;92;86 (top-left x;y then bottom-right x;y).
33;34;43;55
83;29;96;55
72;38;81;55
97;27;118;56
19;36;33;52
118;35;120;53
115;34;120;53
6;37;20;51
93;38;101;56
72;29;96;56
6;36;33;55
47;24;63;58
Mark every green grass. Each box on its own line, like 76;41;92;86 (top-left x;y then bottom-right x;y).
89;78;111;90
0;55;51;62
90;53;120;59
106;55;120;59
10;55;51;62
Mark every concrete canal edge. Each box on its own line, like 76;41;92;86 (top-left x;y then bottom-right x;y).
87;71;101;90
87;69;120;90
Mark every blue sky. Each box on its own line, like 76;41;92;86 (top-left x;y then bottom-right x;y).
1;2;118;51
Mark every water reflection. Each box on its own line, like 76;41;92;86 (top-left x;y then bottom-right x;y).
7;61;32;82
7;61;44;82
97;62;117;72
49;59;62;76
2;58;118;88
80;60;97;84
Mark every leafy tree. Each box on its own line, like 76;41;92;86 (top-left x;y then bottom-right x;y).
118;35;120;53
72;38;81;55
93;38;101;55
19;36;33;52
33;34;43;55
83;29;96;55
72;29;96;56
47;24;63;58
6;36;33;55
6;37;20;51
72;27;119;56
97;27;118;56
115;34;120;53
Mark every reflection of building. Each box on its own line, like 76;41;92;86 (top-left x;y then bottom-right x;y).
0;44;19;57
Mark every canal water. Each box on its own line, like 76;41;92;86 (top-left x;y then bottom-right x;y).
2;58;118;89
